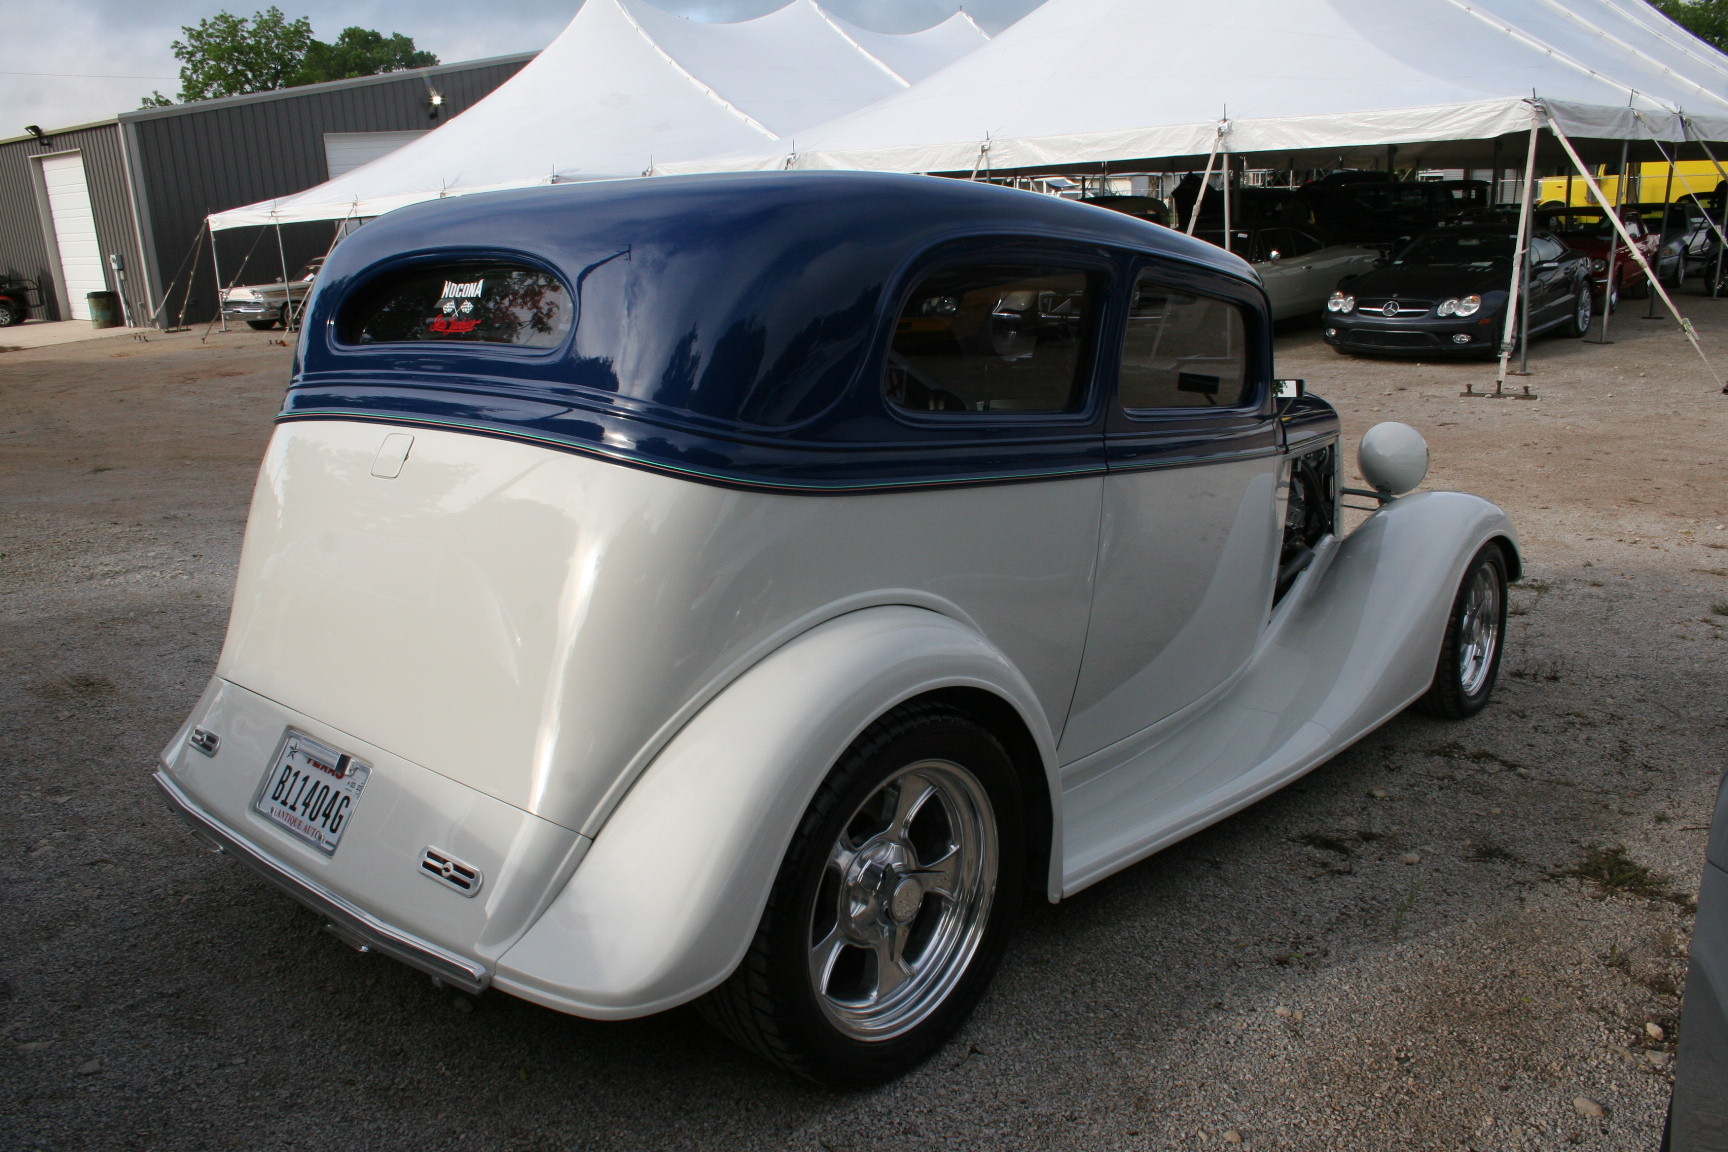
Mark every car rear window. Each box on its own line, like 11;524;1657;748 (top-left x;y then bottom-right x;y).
345;264;572;348
886;264;1096;414
1118;275;1250;410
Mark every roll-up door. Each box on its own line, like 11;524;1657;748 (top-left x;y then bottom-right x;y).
39;153;106;321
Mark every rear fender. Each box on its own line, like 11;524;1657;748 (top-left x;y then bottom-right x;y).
491;605;1055;1019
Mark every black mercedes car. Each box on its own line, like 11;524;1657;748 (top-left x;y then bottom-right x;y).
1322;225;1594;357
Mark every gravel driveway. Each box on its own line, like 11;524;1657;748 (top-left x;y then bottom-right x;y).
2;304;1723;1151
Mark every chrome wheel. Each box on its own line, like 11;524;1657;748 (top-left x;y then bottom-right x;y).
1456;563;1502;697
1575;288;1592;333
808;758;997;1041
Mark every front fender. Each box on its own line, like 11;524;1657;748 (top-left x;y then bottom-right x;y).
491;605;1055;1019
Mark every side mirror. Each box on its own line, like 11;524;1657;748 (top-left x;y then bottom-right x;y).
1274;378;1305;400
1359;422;1429;496
1267;250;1283;261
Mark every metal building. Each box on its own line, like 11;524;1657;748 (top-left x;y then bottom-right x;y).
0;53;532;327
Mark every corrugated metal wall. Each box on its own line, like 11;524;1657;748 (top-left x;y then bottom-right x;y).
123;56;530;326
0;122;145;323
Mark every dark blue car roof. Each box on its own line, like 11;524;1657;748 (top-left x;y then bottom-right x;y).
288;171;1267;493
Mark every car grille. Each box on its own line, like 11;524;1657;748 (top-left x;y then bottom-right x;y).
1356;298;1433;317
1345;330;1434;349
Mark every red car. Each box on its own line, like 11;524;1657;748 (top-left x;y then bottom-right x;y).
0;277;41;327
1536;206;1660;310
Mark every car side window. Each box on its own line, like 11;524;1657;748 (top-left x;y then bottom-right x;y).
1118;273;1250;410
1532;236;1566;264
1262;228;1321;259
886;264;1096;414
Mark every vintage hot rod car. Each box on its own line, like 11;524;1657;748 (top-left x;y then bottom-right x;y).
156;172;1518;1084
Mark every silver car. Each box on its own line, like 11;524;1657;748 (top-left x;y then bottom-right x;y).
1200;226;1382;320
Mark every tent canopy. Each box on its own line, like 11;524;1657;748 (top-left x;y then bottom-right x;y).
657;0;1728;178
207;0;989;231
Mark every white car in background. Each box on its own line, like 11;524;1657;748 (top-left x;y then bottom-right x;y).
1198;225;1383;320
221;258;322;330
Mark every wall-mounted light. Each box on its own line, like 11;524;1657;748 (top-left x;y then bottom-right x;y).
426;88;444;121
25;125;47;145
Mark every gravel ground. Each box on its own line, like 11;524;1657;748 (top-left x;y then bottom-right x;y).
1;301;1724;1151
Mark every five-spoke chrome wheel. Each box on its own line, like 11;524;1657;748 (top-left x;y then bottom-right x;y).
1415;542;1509;719
701;703;1023;1085
1455;562;1502;698
808;759;997;1041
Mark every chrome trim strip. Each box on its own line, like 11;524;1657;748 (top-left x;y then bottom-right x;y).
153;769;490;993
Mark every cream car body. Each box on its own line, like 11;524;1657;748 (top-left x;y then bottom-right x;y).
158;172;1517;1076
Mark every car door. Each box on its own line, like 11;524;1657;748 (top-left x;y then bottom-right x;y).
1527;233;1574;329
1255;228;1327;318
1058;265;1281;763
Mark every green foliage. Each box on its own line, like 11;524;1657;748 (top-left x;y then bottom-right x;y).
172;7;315;102
142;8;439;107
1650;0;1728;52
295;28;439;85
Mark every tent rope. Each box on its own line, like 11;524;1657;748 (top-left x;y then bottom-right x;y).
1185;119;1228;236
198;222;270;341
1546;107;1727;393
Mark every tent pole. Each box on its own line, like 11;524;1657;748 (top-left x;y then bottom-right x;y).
1550;114;1726;392
1649;137;1679;320
1693;127;1728;301
1491;116;1540;396
210;225;227;334
1590;137;1631;344
1222;152;1234;255
273;218;292;332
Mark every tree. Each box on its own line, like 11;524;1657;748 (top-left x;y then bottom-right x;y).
295;28;438;85
140;8;438;107
1650;0;1728;52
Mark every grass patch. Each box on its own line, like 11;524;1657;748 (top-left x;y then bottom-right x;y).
1565;845;1692;909
1468;842;1524;864
1711;600;1728;617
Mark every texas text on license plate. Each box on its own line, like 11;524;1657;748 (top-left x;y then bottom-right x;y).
254;731;370;854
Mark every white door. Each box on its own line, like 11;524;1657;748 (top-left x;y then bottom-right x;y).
40;153;105;321
1057;275;1281;763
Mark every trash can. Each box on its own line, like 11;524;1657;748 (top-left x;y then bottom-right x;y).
87;291;122;329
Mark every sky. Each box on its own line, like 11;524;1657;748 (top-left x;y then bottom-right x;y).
3;0;1047;132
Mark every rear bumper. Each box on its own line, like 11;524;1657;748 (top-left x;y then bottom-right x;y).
153;767;491;993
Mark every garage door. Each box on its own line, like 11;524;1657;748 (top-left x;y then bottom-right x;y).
324;131;428;179
39;152;106;321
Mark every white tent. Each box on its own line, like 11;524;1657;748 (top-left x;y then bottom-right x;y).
657;0;1728;177
207;0;990;231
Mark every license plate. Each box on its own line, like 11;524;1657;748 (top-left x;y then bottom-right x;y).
254;731;370;854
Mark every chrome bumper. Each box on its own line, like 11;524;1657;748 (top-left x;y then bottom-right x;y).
153;769;491;994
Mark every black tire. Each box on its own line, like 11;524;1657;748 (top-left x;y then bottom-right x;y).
0;300;20;327
1562;284;1593;338
700;701;1025;1085
245;319;277;331
1413;542;1509;720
